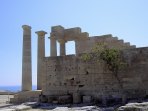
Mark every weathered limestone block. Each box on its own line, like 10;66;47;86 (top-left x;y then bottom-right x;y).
83;96;92;103
10;90;41;103
51;25;64;37
58;95;72;104
122;94;127;104
39;94;48;103
79;32;89;39
124;42;130;46
73;92;81;104
118;39;124;44
102;96;107;106
130;45;136;48
64;27;81;39
47;95;57;103
113;36;118;40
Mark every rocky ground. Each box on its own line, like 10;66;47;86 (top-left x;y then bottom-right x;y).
0;95;116;111
1;101;148;111
0;93;117;111
118;102;148;111
0;102;116;111
1;94;148;111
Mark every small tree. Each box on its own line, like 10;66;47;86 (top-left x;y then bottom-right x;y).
81;42;128;104
81;42;127;87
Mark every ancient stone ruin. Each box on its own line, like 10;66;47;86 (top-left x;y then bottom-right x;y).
11;25;148;105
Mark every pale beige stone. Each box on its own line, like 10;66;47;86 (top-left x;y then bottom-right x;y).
35;31;47;90
22;25;32;91
10;90;41;103
49;36;57;56
58;39;66;56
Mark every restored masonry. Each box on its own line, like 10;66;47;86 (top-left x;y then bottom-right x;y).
11;25;148;104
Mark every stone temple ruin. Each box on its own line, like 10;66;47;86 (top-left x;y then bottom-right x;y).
11;25;148;105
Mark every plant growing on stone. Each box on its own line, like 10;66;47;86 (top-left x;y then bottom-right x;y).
81;42;127;87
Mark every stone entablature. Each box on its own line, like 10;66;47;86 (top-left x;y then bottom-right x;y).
49;25;135;57
50;25;89;56
50;26;88;41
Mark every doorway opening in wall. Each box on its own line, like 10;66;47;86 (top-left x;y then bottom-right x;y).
66;41;76;55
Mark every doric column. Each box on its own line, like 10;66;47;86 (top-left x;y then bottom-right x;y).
59;39;66;56
49;35;57;56
22;25;32;91
35;31;47;90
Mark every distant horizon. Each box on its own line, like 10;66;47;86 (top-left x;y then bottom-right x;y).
0;85;37;87
0;85;37;92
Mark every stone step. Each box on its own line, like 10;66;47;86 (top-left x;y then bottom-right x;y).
112;37;118;40
130;45;136;48
90;35;114;43
124;42;130;46
10;90;41;104
118;39;124;44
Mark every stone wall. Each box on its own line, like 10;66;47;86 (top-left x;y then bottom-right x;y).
35;25;147;103
42;47;148;102
120;47;148;98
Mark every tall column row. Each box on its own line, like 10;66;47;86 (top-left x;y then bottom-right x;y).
50;37;66;56
22;25;66;91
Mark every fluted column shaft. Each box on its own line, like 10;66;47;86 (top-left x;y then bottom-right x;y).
22;25;32;91
36;31;47;90
50;36;57;56
59;39;66;56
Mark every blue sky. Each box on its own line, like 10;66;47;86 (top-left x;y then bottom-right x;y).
0;0;148;86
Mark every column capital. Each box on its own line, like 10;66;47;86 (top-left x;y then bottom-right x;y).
48;36;57;40
35;31;47;36
22;25;31;30
58;39;67;44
